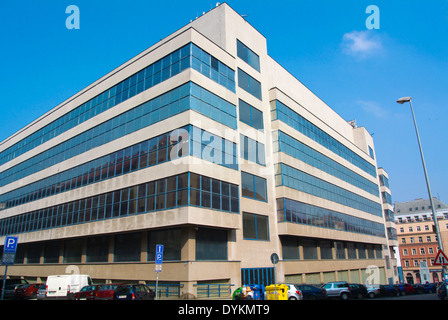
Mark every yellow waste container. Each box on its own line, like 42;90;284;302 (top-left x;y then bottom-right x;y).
265;284;288;300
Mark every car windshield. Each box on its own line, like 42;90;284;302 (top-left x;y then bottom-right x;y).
18;284;31;289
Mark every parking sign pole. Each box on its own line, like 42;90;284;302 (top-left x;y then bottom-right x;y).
1;265;8;300
155;244;163;300
155;271;159;300
1;236;18;300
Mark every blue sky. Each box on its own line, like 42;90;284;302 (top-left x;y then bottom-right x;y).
1;0;447;204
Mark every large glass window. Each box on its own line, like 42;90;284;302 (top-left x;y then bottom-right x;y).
271;100;376;177
191;43;235;92
43;241;61;264
86;235;109;263
239;99;263;130
236;40;260;72
0;172;239;236
275;163;382;217
281;236;300;260
63;238;84;263
241;172;267;202
238;68;262;100
147;228;181;261
302;239;318;260
0;43;235;168
1;124;237;212
273;130;379;196
196;227;227;260
243;212;269;240
114;232;141;262
240;135;265;166
276;197;386;238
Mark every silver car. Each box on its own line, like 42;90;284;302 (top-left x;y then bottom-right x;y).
322;281;351;300
366;284;380;298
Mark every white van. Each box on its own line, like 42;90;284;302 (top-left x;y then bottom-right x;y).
45;275;92;300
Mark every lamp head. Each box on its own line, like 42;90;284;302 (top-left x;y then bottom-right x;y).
397;97;412;104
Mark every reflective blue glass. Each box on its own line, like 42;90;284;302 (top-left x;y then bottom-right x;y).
0;82;236;188
0;43;236;167
273;130;379;196
275;163;382;217
0;172;239;236
271;100;377;177
277;197;385;238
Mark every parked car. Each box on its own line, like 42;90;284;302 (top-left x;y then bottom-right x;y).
423;283;437;293
295;284;327;300
281;284;303;300
412;284;426;294
2;284;26;299
74;284;103;300
366;285;380;298
349;284;367;299
95;284;122;300
0;279;28;297
14;283;43;299
113;284;155;300
37;284;47;300
379;285;399;297
403;283;416;295
322;281;351;300
392;284;406;296
437;283;447;300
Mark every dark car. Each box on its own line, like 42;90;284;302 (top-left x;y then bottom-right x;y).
295;284;327;300
95;284;123;300
379;285;399;297
2;284;26;299
0;279;28;297
113;284;155;300
14;283;43;300
423;283;437;293
349;284;367;299
412;284;426;294
392;284;406;296
74;285;103;300
437;283;447;300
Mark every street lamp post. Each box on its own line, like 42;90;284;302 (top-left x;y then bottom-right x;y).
397;96;446;281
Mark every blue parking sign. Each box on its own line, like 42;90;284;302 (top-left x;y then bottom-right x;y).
3;236;18;254
155;244;164;264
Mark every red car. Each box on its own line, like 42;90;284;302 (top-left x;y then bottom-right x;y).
14;283;43;300
403;284;416;294
95;284;123;300
73;285;103;300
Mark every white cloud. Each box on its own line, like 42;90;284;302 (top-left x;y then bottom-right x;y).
356;100;389;118
342;30;384;59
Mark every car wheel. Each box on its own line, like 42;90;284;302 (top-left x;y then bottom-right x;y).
340;293;349;300
368;292;375;298
288;296;297;300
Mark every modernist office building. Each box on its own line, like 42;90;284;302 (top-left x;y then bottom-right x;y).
0;3;397;296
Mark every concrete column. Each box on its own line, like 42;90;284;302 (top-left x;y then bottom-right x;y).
180;226;197;298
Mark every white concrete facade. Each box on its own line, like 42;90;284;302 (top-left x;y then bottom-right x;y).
0;3;395;296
